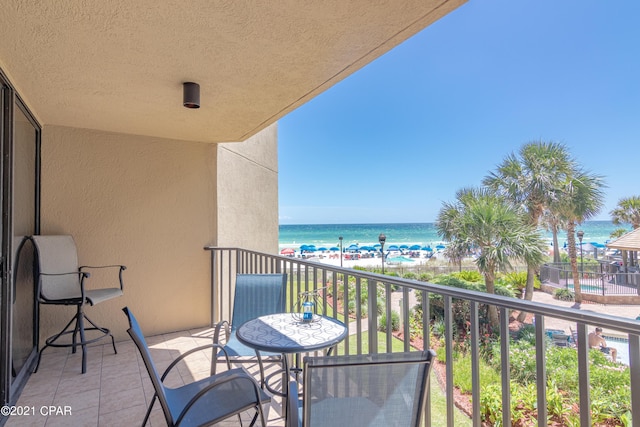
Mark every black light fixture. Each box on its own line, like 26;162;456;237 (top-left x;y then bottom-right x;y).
379;233;386;274
183;82;200;109
577;230;584;274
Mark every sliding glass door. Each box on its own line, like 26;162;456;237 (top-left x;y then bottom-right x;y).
0;70;41;414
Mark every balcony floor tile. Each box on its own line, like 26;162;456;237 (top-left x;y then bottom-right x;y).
6;330;283;427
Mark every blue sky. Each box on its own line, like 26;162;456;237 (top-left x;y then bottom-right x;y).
278;0;640;225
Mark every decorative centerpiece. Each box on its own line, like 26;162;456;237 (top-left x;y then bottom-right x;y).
292;287;325;323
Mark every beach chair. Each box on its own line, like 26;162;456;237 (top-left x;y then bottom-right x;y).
551;333;571;347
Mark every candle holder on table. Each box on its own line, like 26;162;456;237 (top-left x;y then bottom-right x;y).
291;288;326;323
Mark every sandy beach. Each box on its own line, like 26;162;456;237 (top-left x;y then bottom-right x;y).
288;250;447;269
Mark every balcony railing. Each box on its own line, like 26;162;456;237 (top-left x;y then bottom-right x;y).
205;247;640;427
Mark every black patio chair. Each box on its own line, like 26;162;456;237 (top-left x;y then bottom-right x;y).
123;307;271;427
287;350;436;427
31;235;125;373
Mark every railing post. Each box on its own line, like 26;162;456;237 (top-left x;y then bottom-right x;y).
423;290;431;427
576;322;591;426
210;248;217;326
534;314;547;427
444;295;454;427
367;279;378;354
385;282;392;352
470;301;481;427
629;334;640;427
500;307;511;427
402;286;410;352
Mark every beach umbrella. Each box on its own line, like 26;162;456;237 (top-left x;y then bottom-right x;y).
387;245;400;251
409;244;421;250
436;244;446;250
422;245;433;252
280;248;295;255
329;247;340;251
590;242;606;248
317;247;328;251
399;244;409;249
347;244;359;251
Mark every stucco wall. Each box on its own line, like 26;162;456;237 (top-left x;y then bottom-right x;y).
39;124;279;342
216;123;279;254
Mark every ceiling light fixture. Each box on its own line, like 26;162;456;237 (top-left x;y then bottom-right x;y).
183;82;200;109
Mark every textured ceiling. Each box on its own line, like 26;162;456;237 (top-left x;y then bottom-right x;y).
0;0;465;143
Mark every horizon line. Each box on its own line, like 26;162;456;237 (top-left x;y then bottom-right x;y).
279;219;619;227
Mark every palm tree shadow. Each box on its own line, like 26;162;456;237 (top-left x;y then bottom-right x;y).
571;302;582;309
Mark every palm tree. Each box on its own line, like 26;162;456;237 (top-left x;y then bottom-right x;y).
436;187;547;326
610;196;640;267
610;228;628;239
556;170;605;303
443;244;468;272
483;141;574;318
611;196;640;229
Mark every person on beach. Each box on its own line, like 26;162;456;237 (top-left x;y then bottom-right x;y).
588;327;617;363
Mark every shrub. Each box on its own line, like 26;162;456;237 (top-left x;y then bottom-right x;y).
432;319;446;338
452;270;483;283
418;272;433;282
481;340;631;426
452;352;502;394
403;272;417;280
428;274;514;338
379;310;400;332
554;287;575;301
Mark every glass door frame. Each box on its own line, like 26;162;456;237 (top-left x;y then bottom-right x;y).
0;68;41;412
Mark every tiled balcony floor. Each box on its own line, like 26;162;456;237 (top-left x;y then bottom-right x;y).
6;328;284;427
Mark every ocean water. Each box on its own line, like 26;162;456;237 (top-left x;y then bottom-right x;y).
278;220;627;251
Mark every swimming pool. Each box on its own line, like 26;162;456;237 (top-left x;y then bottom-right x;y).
567;284;604;293
603;336;629;365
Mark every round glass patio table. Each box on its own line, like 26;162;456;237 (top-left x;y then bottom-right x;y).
236;313;347;400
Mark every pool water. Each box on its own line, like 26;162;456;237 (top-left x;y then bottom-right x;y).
603;336;629;365
567;284;603;293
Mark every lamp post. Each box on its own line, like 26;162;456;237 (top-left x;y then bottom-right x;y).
379;233;386;274
577;230;584;274
338;236;343;268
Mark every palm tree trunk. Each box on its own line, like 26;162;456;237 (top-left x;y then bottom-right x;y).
484;271;499;327
516;265;536;321
552;226;561;264
567;221;582;303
